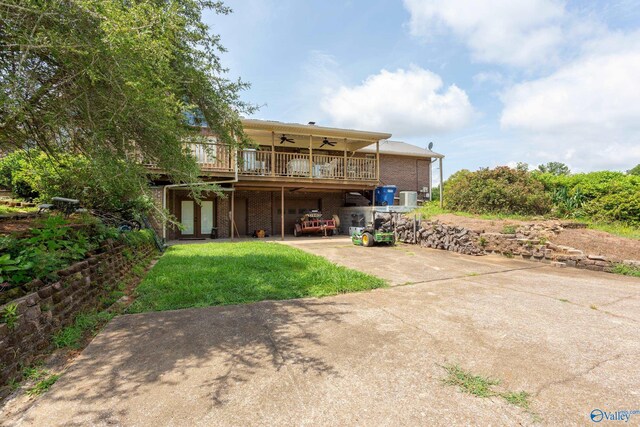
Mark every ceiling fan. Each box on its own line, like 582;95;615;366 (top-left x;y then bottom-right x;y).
280;134;295;144
320;137;337;148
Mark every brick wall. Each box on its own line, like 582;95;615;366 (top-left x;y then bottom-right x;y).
217;195;230;238
378;154;431;193
243;191;272;235
0;241;157;398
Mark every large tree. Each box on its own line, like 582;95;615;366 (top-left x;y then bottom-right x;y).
0;0;254;207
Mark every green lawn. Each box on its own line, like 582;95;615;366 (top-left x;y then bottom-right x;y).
128;242;387;313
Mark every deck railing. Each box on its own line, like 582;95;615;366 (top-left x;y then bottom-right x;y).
180;143;377;181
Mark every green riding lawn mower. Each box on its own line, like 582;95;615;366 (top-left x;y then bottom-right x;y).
351;227;396;247
350;213;396;247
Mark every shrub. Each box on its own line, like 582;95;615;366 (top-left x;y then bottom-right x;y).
1;149;155;215
445;167;552;215
534;171;640;225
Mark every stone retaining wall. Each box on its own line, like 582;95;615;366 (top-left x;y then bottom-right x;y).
394;215;639;272
0;241;157;398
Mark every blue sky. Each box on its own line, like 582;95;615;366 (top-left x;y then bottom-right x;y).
206;0;640;179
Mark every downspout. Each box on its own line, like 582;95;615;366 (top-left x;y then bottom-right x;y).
161;149;239;240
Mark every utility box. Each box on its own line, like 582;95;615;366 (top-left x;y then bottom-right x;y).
399;191;418;207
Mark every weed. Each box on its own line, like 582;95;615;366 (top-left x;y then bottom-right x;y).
539;237;548;245
22;365;47;381
503;251;514;259
442;364;499;398
2;303;19;329
612;264;640;277
590;304;598;310
466;272;479;277
478;237;487;247
53;311;115;349
502;225;517;234
8;378;21;390
441;364;535;414
502;391;531;409
25;374;60;396
559;298;570;303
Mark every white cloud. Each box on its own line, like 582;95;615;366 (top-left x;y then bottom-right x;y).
500;35;640;171
322;66;474;137
403;0;566;67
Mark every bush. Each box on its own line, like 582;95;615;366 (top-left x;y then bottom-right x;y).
534;171;640;225
0;214;153;304
0;149;154;214
445;167;552;215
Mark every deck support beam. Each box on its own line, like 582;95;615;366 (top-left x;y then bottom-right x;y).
439;157;444;208
343;139;347;180
281;186;285;241
230;187;235;239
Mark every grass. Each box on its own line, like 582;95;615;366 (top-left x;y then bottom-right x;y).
442;364;533;410
612;263;640;277
0;205;37;215
415;201;539;222
128;242;387;313
25;374;60;396
53;311;116;349
19;364;60;397
583;221;640;240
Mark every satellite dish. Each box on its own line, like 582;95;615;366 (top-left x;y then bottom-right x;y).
428;142;434;150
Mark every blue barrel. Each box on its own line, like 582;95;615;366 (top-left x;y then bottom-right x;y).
374;185;396;206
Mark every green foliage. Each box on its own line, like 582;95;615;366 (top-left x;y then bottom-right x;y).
0;254;32;284
445;167;552;216
1;0;255;206
0;214;154;303
129;242;386;313
1;149;156;214
25;374;60;396
535;171;640;225
1;303;19;329
537;162;570;175
628;164;640;176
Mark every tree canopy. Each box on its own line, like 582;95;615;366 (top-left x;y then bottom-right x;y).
0;0;254;207
537;162;570;176
628;164;640;176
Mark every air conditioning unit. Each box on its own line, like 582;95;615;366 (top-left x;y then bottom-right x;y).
399;191;418;206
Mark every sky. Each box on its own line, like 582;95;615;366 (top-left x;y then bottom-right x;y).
205;0;640;179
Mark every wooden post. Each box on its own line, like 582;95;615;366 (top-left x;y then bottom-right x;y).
429;159;433;201
439;157;444;208
309;135;313;178
343;138;347;180
230;189;235;240
281;186;285;241
376;140;380;182
271;131;275;176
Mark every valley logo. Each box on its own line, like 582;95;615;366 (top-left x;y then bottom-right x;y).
590;409;640;423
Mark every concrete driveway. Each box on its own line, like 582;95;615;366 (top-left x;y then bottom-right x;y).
10;240;640;426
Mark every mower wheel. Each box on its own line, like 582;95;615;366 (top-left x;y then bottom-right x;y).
362;232;374;247
293;227;300;237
